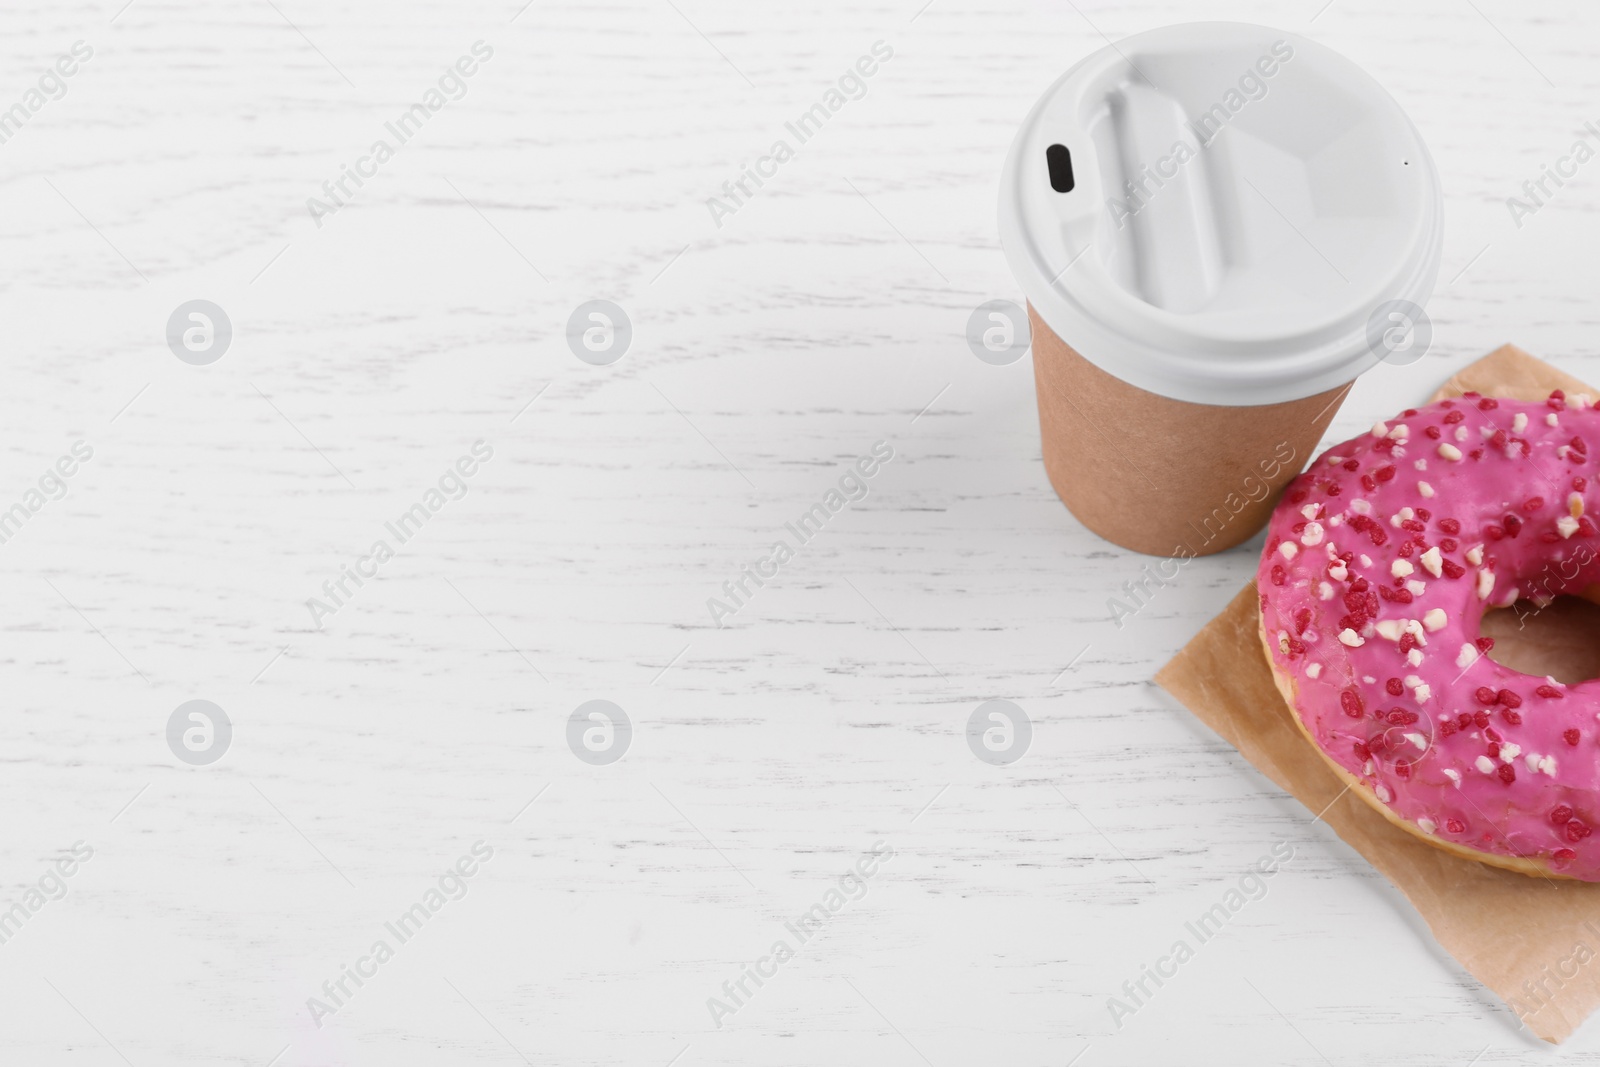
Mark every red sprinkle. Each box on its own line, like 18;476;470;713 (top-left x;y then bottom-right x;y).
1554;848;1577;865
1552;804;1575;825
1340;691;1363;719
1567;819;1592;842
1444;410;1465;424
1499;764;1517;785
1386;678;1404;696
1439;517;1462;534
1566;728;1582;746
1479;398;1499;410
1475;686;1497;705
1441;559;1466;579
1476;637;1495;654
1375;465;1396;483
1537;684;1564;699
1498;689;1523;708
1524;496;1546;512
1446;818;1466;834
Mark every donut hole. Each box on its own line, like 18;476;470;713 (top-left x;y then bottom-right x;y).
1480;594;1600;684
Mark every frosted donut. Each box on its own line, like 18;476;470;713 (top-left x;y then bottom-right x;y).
1257;390;1600;880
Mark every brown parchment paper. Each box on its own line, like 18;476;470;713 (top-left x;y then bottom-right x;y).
1155;345;1600;1044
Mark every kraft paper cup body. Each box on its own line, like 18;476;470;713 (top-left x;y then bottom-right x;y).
998;22;1442;556
1030;304;1350;556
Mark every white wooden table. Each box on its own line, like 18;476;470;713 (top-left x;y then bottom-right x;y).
1;0;1597;1062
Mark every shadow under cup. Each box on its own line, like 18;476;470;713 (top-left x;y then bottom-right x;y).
1029;303;1353;558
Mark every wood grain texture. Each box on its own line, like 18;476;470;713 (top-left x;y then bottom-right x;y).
0;0;1596;1063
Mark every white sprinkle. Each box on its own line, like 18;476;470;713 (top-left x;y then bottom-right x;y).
1326;454;1344;466
1392;559;1414;578
1423;608;1447;631
1457;643;1479;668
1558;515;1580;539
1306;663;1322;679
1405;619;1428;646
1480;424;1498;439
1318;581;1335;601
1375;784;1393;803
1414;459;1428;470
1407;648;1424;667
1389;424;1409;440
1476;755;1496;774
1500;742;1521;763
1454;425;1469;442
1329;562;1348;581
1360;554;1373;568
1413;684;1432;703
1405;731;1427;749
1438;443;1463;461
1301;522;1325;547
1539;755;1559;777
1477;569;1494;600
1443;768;1461;785
1339;628;1364;647
1406;579;1427;596
1372;421;1389;437
1513;412;1528;433
1496;585;1519;608
1350;500;1372;515
1301;503;1320;520
1418;481;1434;498
1420;547;1443;578
1418;817;1436;834
1547;412;1560;427
1280;542;1299;559
1375;620;1404;641
1466;544;1484;566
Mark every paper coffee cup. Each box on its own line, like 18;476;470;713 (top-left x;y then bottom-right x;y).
998;22;1442;556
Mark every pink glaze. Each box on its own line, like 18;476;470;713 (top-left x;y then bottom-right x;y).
1258;391;1600;879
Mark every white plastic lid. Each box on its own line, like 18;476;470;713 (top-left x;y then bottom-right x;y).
999;22;1442;406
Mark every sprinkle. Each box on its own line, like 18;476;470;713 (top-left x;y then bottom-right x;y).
1558;515;1580;539
1500;742;1522;762
1414;459;1428;470
1465;544;1484;565
1457;643;1479;668
1418;817;1437;834
1423;608;1447;631
1418;481;1434;498
1419;547;1442;577
1389;424;1409;440
1405;731;1427;749
1548;412;1560;427
1476;755;1496;774
1301;522;1324;547
1280;542;1299;559
1406;648;1424;667
1318;581;1335;601
1372;421;1389;437
1306;663;1322;679
1375;620;1403;641
1413;684;1432;703
1540;755;1559;777
1339;629;1364;647
1513;412;1528;433
1443;768;1461;784
1375;784;1393;803
1392;559;1414;578
1301;503;1320;520
1572;492;1586;518
1350;500;1372;515
1454;426;1469;442
1360;554;1373;568
1438;443;1463;461
1406;579;1427;596
1326;454;1344;466
1477;569;1494;600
